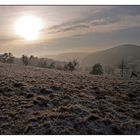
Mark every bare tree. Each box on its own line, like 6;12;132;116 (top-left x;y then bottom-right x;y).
118;58;128;77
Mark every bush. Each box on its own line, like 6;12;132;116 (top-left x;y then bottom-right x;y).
90;63;103;75
0;53;14;64
64;60;79;72
47;62;55;69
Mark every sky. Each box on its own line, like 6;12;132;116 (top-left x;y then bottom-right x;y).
0;6;140;57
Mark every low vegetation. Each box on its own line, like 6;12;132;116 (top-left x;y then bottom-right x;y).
0;62;139;134
90;63;103;75
0;52;139;78
0;53;14;64
64;60;79;72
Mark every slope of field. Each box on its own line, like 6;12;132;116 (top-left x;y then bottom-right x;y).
0;63;140;135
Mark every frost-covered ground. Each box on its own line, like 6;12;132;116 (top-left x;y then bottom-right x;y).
0;63;140;135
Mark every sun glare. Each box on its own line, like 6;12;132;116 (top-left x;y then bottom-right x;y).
14;15;43;41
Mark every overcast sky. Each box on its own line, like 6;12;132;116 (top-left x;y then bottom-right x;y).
0;6;140;56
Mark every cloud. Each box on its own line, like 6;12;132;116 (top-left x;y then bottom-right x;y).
90;16;120;26
42;26;140;54
42;6;140;34
48;24;89;33
0;36;20;43
0;6;140;56
71;34;85;38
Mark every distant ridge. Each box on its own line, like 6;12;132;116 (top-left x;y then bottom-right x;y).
45;52;90;62
82;44;140;66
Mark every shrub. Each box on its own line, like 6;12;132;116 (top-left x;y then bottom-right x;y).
0;53;14;63
47;62;55;69
64;60;79;72
90;63;103;75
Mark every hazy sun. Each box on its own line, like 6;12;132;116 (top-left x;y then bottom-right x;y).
14;15;43;41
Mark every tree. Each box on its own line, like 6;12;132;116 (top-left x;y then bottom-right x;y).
29;55;34;65
64;60;79;72
7;53;14;64
47;62;55;69
118;58;128;77
0;53;14;63
21;55;29;66
90;63;103;75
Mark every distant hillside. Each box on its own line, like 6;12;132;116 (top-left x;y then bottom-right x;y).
45;52;90;62
82;44;140;67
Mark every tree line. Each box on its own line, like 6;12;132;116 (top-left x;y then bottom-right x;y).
0;53;79;72
0;52;139;77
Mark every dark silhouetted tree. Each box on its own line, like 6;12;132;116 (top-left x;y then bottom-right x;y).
0;53;14;63
118;58;128;77
64;60;79;72
90;63;103;75
21;55;29;66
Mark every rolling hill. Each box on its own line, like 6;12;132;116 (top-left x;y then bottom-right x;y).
45;52;90;62
82;44;140;67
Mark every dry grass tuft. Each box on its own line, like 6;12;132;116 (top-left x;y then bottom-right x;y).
0;63;139;134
